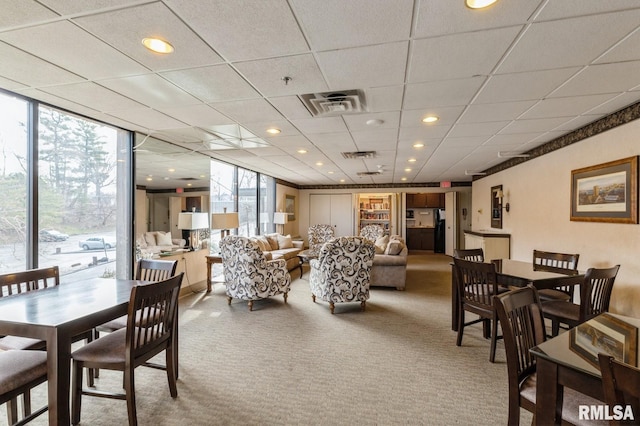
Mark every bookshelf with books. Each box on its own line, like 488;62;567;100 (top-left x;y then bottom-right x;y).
357;194;392;235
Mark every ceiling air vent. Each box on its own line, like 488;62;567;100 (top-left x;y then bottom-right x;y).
341;150;376;159
356;171;383;176
300;90;367;117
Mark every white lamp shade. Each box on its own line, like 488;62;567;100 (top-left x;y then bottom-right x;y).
211;212;239;230
178;212;209;230
273;212;288;225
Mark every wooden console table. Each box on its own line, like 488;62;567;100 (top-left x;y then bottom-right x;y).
206;254;222;292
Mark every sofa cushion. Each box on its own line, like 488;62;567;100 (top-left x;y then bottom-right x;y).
270;248;301;261
374;235;389;254
373;250;408;266
265;233;279;251
385;240;405;255
156;231;173;246
277;234;293;249
136;234;148;249
144;232;157;246
252;236;270;252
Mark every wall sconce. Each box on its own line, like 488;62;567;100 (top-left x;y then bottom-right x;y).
495;189;510;212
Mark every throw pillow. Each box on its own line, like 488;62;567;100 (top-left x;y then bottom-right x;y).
374;235;389;254
144;232;157;246
136;234;147;249
265;233;279;251
385;240;405;255
277;234;293;249
255;236;271;252
156;231;173;246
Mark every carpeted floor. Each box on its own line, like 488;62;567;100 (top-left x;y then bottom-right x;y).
6;252;533;425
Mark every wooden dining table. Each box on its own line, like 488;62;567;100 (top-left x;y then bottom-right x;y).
451;259;584;332
530;313;640;425
0;277;142;425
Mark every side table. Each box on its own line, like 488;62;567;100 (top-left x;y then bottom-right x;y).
206;254;223;292
297;250;317;278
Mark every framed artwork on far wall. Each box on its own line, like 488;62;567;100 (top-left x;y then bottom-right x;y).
570;156;638;224
285;195;296;221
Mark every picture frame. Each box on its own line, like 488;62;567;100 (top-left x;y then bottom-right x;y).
285;195;296;221
569;313;638;368
570;156;638;223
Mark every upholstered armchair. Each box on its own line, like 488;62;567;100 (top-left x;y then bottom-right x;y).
309;236;375;314
359;224;385;243
220;235;292;311
308;224;335;256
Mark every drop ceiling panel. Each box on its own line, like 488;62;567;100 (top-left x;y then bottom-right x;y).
497;11;640;74
291;0;412;50
549;61;640;98
99;74;200;108
475;68;580;103
414;0;543;38
39;0;145;15
317;42;408;90
448;121;510;138
458;101;536;123
0;1;59;29
208;99;285;123
534;1;640;21
166;0;309;62
484;133;544;146
399;126;451;141
343;112;400;132
595;27;640;64
520;94;618;120
74;2;223;71
156;104;234;128
499;117;570;134
401;107;465;127
366;86;404;112
291;116;348;134
0;21;147;80
409;27;521;83
105;107;187;130
403;77;486;109
268;96;312;120
40;82;146;112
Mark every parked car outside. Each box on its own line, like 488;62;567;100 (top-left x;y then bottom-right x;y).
39;229;69;242
79;237;116;250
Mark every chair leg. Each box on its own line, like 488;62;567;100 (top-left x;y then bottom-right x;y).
7;398;18;425
489;316;498;363
283;292;288;304
551;319;560;337
360;301;366;311
166;343;178;398
71;361;83;425
311;295;316;303
22;389;32;418
456;308;465;346
330;302;335;314
124;368;137;426
248;300;253;311
227;296;232;305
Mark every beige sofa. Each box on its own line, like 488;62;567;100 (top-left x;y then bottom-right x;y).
251;233;304;274
136;231;187;255
369;235;408;290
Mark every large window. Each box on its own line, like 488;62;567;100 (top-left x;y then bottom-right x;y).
238;169;257;238
0;90;132;280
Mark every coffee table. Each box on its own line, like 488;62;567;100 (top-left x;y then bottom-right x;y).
297;250;317;278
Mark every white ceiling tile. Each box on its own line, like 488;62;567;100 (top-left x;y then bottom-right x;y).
0;41;84;87
449;121;510;137
586;92;640;115
414;0;543;38
409;26;521;83
399;126;450;142
74;2;223;72
291;116;348;134
499;117;570;134
497;11;640;73
105;107;188;131
459;100;536;123
595;26;640;64
290;0;413;50
160;65;260;102
99;74;200;108
40;82;145;112
0;75;27;90
166;0;308;62
209;99;285;123
365;86;404;112
234;54;327;97
39;0;147;15
0;0;59;29
343;112;400;132
552;115;605;132
156;104;234;128
535;1;640;21
317;42;408;90
550;61;640;97
521;94;618;120
0;21;147;80
403;77;486;109
401;106;466;127
268;96;312;120
475;68;580;103
484;133;544;146
441;136;489;147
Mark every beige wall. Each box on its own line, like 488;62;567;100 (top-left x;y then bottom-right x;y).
275;183;299;237
471;119;640;317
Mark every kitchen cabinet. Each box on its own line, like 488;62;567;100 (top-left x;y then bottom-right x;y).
406;228;435;250
406;193;444;208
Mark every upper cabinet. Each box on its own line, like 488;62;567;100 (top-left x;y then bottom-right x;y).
406;193;444;208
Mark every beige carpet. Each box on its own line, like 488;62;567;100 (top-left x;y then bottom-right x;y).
8;252;533;425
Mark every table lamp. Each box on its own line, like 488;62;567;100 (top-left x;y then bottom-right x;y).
273;212;288;235
211;210;239;239
178;212;209;251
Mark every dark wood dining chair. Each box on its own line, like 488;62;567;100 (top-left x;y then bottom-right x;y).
453;257;502;363
533;250;580;302
598;353;640;426
453;248;484;262
495;286;603;425
0;350;48;425
71;272;183;426
541;265;620;336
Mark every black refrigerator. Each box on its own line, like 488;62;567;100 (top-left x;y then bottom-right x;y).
434;208;445;253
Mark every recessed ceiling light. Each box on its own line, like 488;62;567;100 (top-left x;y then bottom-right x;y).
297;149;307;154
413;142;425;149
340;179;345;183
404;168;412;172
163;177;170;180
366;118;384;126
187;183;192;187
142;38;174;54
146;177;153;181
401;177;407;181
328;171;334;174
422;115;439;123
315;162;323;166
408;158;417;163
266;127;281;134
465;0;498;9
168;168;175;172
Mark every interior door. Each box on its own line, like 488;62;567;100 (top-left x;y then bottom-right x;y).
309;194;332;229
445;192;457;256
331;194;353;237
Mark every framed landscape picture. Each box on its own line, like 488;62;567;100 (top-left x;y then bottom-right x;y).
570;156;638;223
285;194;295;221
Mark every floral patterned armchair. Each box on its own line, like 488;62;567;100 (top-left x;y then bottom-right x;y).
309;236;375;314
359;224;385;243
219;236;291;311
308;224;335;256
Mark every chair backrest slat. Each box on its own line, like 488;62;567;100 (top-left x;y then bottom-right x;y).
0;266;59;298
598;353;640;426
135;259;178;281
454;248;484;262
580;265;620;321
532;250;579;275
453;257;497;307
